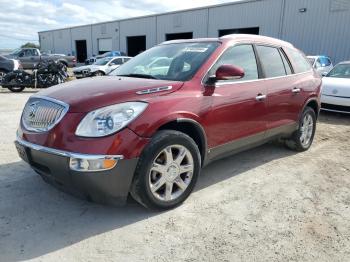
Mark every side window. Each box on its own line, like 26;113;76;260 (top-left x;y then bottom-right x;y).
280;49;292;74
33;49;39;56
208;44;259;82
256;45;286;78
111;58;123;65
286;49;312;73
26;49;34;56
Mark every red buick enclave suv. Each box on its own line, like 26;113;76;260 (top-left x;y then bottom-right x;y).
16;35;321;209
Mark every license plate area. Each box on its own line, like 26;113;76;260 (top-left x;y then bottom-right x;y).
15;142;29;163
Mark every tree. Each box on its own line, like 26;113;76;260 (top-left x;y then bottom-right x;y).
21;42;40;49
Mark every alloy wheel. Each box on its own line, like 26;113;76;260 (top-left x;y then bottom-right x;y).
149;145;194;202
300;113;314;147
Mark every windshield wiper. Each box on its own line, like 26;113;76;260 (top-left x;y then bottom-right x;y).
117;73;159;79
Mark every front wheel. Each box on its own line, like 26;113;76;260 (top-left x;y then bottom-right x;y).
285;106;316;151
130;130;201;210
8;86;25;92
0;70;7;82
94;71;105;76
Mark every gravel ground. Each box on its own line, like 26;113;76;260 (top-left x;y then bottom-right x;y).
0;89;349;262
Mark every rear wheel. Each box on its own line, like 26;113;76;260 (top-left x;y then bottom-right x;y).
130;130;201;210
285;106;316;151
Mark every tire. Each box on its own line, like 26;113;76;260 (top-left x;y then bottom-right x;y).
94;71;105;76
130;130;201;210
8;86;25;92
285;106;316;152
0;70;7;83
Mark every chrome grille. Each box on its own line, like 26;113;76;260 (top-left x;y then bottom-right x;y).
22;96;69;132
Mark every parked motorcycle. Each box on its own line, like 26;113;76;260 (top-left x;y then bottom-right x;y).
1;60;68;92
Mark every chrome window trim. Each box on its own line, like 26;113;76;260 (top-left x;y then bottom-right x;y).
213;70;312;87
16;135;124;161
22;95;70;133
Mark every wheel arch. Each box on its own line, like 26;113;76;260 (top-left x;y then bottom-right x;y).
157;118;208;166
302;97;320;119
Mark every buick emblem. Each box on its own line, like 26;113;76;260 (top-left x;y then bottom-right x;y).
28;102;39;119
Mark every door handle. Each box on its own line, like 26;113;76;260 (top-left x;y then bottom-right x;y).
255;94;267;101
292;87;301;93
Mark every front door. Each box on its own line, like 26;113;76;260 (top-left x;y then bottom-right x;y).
204;44;268;158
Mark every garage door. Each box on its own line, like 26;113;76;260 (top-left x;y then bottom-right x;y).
98;38;112;54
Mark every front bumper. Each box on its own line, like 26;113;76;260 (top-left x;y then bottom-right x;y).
321;94;350;113
73;71;94;78
15;137;138;206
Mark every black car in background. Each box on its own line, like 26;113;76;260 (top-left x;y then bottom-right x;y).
0;56;21;82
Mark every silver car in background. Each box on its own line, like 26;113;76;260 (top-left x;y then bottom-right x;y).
73;56;131;79
321;61;350;114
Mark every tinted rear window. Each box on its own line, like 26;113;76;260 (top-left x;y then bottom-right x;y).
256;45;286;78
287;49;312;73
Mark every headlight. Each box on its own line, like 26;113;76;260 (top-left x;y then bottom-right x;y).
75;102;148;137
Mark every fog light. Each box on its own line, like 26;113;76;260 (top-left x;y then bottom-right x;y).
69;157;118;172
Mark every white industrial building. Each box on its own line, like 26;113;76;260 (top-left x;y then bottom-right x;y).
38;0;350;63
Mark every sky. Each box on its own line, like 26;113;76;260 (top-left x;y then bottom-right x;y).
0;0;238;49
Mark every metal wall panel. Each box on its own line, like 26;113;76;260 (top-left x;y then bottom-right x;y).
91;21;119;55
208;0;282;38
38;0;350;63
39;32;55;54
156;9;208;43
52;29;71;55
282;0;350;63
119;16;157;53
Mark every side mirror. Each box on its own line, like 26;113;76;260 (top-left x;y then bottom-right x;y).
210;64;245;82
321;72;328;77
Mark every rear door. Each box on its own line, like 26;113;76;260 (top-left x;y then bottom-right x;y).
204;44;268;154
255;45;304;134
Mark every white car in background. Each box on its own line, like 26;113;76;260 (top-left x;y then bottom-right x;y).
73;56;131;79
307;55;334;76
321;61;350;114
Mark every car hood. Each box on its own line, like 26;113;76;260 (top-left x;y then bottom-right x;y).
3;54;15;59
322;77;350;97
37;76;184;112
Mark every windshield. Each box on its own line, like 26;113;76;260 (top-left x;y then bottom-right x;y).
327;63;350;78
10;48;22;55
93;57;111;65
110;42;220;81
